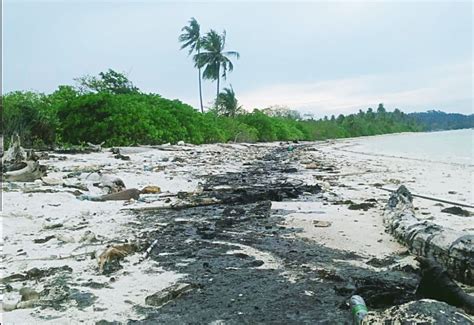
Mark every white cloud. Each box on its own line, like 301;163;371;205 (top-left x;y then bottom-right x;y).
238;61;473;116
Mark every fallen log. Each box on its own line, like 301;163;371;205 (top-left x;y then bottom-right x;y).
379;186;474;209
384;185;473;285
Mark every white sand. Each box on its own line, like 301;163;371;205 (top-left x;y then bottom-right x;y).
1;136;472;323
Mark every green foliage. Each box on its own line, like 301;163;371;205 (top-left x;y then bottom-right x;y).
2;70;426;148
2;91;56;147
215;86;243;117
409;110;474;131
74;69;139;94
194;29;240;96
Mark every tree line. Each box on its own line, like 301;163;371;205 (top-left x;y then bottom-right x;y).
3;69;426;148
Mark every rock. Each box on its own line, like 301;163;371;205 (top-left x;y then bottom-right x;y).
33;235;55;244
98;175;126;194
20;287;40;302
305;163;318;169
79;230;97;243
141;186;161;194
1;266;73;283
364;299;472;324
114;153;130;160
42;177;64;186
145;283;195;307
2;292;21;311
177;141;185;146
416;257;474;314
98;244;137;274
56;234;76;243
348;202;375;211
313;220;332;227
441;206;472;217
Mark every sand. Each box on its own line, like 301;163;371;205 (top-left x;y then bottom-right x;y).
1;136;472;323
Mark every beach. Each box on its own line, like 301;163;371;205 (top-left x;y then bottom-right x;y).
1;131;473;323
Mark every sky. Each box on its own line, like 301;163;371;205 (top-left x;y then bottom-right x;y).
4;0;473;116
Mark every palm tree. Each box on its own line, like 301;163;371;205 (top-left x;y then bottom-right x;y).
194;30;240;98
215;86;242;118
179;17;204;113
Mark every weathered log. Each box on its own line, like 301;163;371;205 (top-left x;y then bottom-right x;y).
384;185;473;285
2;134;27;172
4;161;47;182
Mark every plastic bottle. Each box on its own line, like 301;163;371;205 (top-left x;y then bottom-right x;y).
349;295;368;324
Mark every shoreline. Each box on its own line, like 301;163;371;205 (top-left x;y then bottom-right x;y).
1;134;472;323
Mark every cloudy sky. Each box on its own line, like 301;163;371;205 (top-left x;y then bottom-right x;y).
4;1;473;116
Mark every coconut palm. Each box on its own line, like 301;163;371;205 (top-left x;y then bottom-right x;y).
194;30;240;98
215;86;242;118
179;17;204;113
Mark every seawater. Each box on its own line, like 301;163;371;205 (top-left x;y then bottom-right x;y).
349;129;473;165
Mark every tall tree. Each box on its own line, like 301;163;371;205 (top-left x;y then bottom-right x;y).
215;86;242;117
179;17;204;113
194;30;240;98
74;69;139;94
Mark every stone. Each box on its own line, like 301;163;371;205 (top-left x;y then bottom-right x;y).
313;220;332;227
145;283;194;307
20;287;40;302
364;299;472;324
141;186;161;194
441;206;471;217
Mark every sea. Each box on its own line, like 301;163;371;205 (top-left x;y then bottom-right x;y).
348;129;473;166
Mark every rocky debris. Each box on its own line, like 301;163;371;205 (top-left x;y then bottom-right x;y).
384;185;474;285
89;174;126;194
18;287;40;309
54;142;103;154
141;185;161;194
98;243;138;274
416;257;474;314
1;266;73;283
441;206;472;217
111;148;130;160
313;220;332;227
78;188;141;202
145;283;195;307
348;202;376;211
33;235;56;244
305;162;319;169
364;299;473;324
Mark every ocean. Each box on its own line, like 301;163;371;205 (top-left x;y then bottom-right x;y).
348;129;473;166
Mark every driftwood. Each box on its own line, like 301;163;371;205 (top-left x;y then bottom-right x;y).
379;187;474;209
384;185;473;285
2;134;47;181
4;161;47;182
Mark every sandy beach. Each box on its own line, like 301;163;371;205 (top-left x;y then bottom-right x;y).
1;134;473;324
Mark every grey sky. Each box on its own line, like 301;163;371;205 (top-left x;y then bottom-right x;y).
4;1;473;116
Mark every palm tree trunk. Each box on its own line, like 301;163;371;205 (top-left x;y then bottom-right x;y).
198;49;204;113
216;72;220;99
